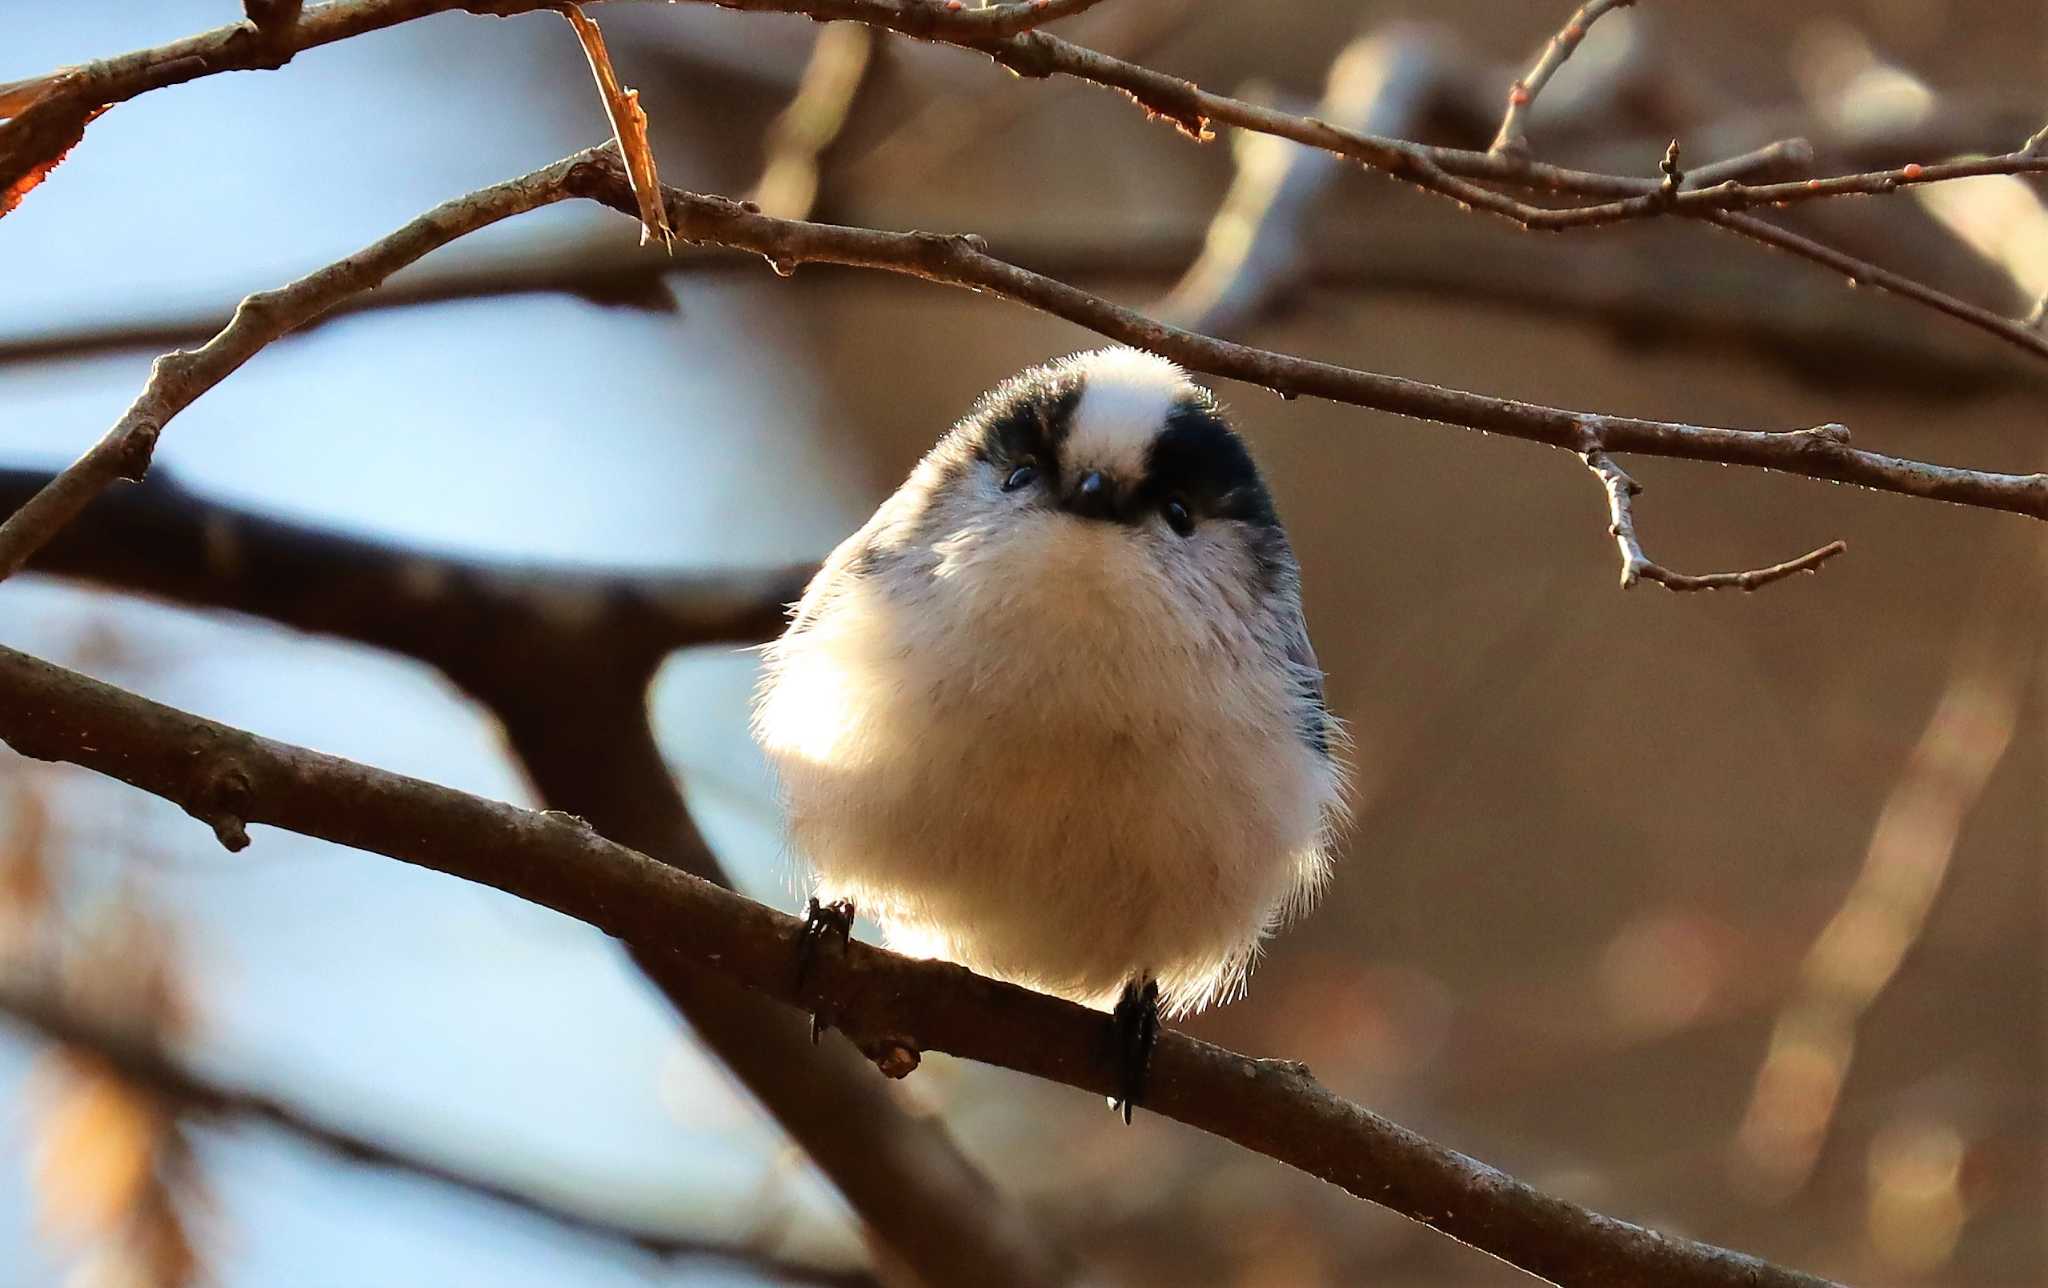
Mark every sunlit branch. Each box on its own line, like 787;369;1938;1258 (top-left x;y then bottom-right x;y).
0;642;1846;1288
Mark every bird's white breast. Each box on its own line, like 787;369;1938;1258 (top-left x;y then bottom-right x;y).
755;509;1335;1016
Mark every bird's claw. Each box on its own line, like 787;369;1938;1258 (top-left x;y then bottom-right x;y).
1110;977;1160;1124
796;897;856;1043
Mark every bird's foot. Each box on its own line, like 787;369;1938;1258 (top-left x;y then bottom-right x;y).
1110;976;1161;1124
796;897;856;1044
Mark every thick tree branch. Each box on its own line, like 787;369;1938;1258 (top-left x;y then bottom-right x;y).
0;983;874;1288
0;468;805;675
0;642;1845;1288
494;680;1086;1288
0;467;1075;1288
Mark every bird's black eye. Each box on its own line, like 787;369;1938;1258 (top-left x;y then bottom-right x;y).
1162;498;1194;536
1002;463;1039;492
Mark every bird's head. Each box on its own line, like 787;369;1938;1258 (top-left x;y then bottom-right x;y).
927;348;1284;578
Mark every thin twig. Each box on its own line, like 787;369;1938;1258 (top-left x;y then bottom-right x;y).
1581;445;1848;592
8;0;2047;371
1489;0;1637;158
8;147;2046;609
1706;210;2048;363
1683;137;1814;186
0;982;875;1287
4;221;2033;397
0;0;2031;231
0;643;1846;1288
709;0;1115;41
557;152;2047;519
0;155;587;585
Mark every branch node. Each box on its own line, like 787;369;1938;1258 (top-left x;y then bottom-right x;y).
242;0;304;46
991;31;1059;80
191;763;252;852
115;419;161;483
1657;139;1684;205
1792;422;1853;449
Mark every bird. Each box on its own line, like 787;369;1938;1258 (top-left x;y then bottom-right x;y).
752;347;1347;1119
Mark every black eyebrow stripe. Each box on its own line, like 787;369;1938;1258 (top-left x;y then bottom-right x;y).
1141;399;1279;528
1041;384;1080;468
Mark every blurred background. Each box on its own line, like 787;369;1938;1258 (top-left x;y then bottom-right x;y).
0;1;2041;1284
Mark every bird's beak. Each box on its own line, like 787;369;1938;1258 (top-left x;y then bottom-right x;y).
1068;470;1115;520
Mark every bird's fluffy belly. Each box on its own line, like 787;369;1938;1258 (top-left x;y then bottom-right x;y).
756;537;1327;1015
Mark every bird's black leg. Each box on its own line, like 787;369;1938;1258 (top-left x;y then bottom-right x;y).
795;896;856;1043
1110;976;1161;1124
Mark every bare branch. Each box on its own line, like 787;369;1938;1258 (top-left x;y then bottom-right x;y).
559;153;2047;520
706;0;1115;41
0;982;876;1287
0;155;586;586
1683;137;1814;186
8;147;2045;615
0;468;806;670
1489;0;1637;158
0;0;2031;234
7;0;2045;369
0;0;1100;179
5;220;2033;398
1705;209;2048;362
0;643;1847;1288
0;465;1076;1288
1581;446;1847;592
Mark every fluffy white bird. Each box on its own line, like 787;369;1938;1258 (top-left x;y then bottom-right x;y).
753;348;1346;1115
